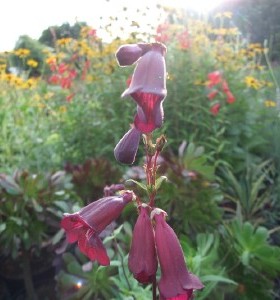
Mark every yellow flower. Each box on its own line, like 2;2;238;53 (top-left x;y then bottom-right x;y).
244;76;262;89
56;38;72;46
264;100;276;107
59;105;67;113
14;48;30;58
27;59;38;68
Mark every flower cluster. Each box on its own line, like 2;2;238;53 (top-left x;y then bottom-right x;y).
129;205;204;299
206;70;235;115
114;43;167;164
60;42;203;299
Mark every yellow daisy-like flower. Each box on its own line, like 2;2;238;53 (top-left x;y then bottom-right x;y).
27;59;38;68
244;76;262;90
56;38;72;46
14;48;30;58
264;100;276;107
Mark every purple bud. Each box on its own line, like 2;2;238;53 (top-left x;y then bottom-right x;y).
128;205;158;284
114;127;141;164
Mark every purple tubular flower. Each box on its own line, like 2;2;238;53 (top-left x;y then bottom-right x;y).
152;209;204;299
128;204;158;284
61;192;133;265
116;42;167;134
114;126;141;164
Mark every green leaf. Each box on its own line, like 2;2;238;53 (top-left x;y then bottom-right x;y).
0;223;6;233
126;179;147;191
52;228;65;245
201;274;237;285
155;176;168;191
241;250;250;266
0;174;22;195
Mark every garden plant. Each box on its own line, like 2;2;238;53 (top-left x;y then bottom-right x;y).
0;3;280;300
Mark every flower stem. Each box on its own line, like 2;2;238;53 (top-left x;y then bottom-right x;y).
152;275;157;300
22;249;38;300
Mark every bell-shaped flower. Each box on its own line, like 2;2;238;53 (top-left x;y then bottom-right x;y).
61;192;134;265
152;209;204;300
128;204;158;284
114;126;141;164
116;42;167;134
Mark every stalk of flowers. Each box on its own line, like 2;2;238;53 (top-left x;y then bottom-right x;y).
206;70;235;115
60;41;203;300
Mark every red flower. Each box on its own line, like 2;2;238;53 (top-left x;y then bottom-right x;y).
49;74;60;85
61;192;134;265
222;80;230;93
210;103;221;115
58;63;68;74
155;24;170;43
177;30;191;50
225;91;235;104
207;89;218;100
207;71;222;88
128;204;158;284
152;209;204;299
66;93;75;102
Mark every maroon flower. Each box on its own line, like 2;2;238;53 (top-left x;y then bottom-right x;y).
116;42;167;133
61;192;134;265
114;126;141;164
128;204;158;284
152;209;204;299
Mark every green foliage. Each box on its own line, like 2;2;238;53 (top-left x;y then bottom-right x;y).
0;170;76;258
220;218;280;299
157;141;223;233
181;233;237;300
39;22;88;48
10;35;48;77
219;160;273;223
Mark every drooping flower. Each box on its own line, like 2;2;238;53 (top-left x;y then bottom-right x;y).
152;209;204;300
61;192;134;265
116;42;167;133
128;204;158;284
114;126;141;165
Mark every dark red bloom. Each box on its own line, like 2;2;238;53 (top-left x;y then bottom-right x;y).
116;43;167;133
134;101;164;133
114;126;141;164
128;204;158;284
61;192;133;265
152;209;204;300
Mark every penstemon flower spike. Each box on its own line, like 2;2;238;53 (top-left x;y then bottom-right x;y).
61;41;203;300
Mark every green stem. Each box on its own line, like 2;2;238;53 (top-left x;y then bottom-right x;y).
22;249;38;300
152;275;157;300
263;41;279;89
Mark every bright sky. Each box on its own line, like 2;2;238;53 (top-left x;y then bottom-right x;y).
0;0;226;52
